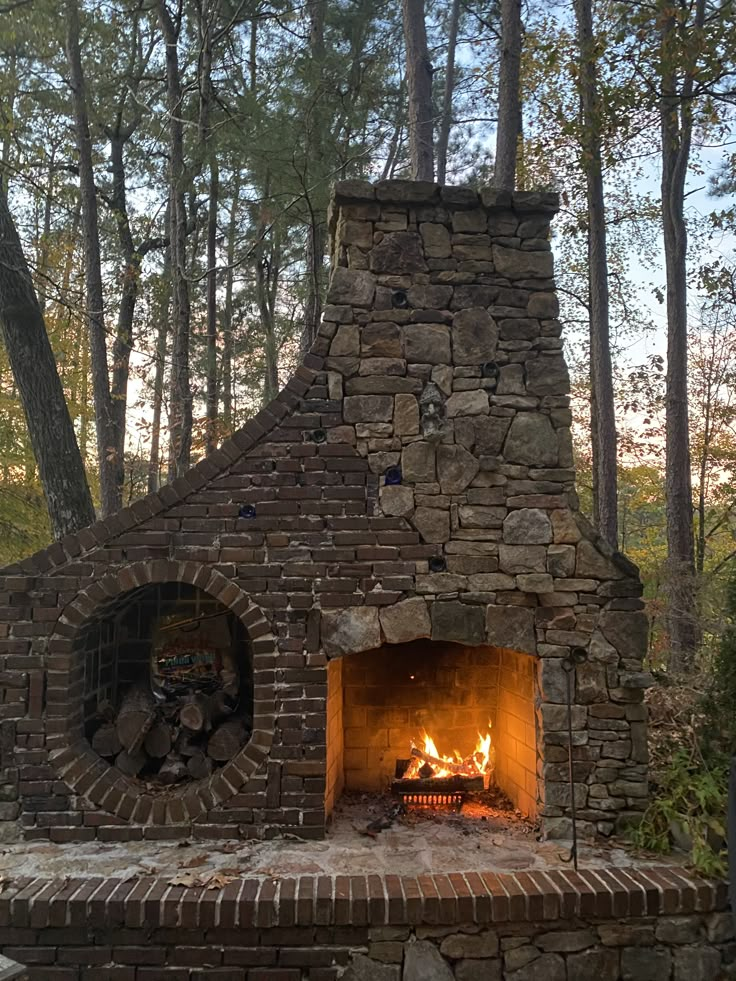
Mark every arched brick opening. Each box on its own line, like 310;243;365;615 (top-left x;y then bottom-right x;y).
45;561;276;825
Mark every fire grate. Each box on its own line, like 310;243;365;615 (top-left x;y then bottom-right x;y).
395;789;465;809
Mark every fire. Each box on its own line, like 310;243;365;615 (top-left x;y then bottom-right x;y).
403;725;495;783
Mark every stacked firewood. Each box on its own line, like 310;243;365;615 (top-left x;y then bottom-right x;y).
89;684;251;784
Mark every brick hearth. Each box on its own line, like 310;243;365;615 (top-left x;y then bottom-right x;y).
0;867;731;980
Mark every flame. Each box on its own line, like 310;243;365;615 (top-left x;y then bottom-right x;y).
403;725;494;781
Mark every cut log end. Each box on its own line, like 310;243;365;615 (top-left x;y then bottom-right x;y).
144;721;172;759
115;748;147;777
207;718;247;762
92;723;122;758
158;754;188;785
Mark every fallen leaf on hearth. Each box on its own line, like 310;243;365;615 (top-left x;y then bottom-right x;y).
219;842;240;853
205;873;237;890
177;840;192;848
168;872;202;888
180;854;208;868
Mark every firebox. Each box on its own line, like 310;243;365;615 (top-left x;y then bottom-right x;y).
326;640;539;820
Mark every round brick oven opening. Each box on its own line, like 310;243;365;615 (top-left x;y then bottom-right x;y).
46;563;277;826
76;581;254;785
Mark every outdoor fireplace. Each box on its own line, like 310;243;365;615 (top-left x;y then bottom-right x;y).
0;179;649;846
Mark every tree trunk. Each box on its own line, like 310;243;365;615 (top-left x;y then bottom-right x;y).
65;0;122;515
660;2;703;672
494;0;522;191
436;0;460;184
0;185;96;538
303;220;326;351
198;0;220;455
37;148;55;313
109;132;138;479
300;0;327;353
257;249;279;403
254;185;280;404
573;0;618;548
0;50;17;195
221;176;239;432
402;0;434;181
147;240;171;494
205;159;219;454
158;0;192;477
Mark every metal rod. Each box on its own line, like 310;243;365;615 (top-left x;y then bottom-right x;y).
729;756;736;935
158;610;228;632
565;661;579;871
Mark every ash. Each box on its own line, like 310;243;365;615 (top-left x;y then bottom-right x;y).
340;787;533;839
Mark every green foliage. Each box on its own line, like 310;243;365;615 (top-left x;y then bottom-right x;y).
708;573;736;749
630;747;728;877
632;576;736;875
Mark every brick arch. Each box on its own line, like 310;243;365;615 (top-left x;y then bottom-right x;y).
45;560;276;825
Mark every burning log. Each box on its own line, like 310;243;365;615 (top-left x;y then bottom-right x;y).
409;746;469;775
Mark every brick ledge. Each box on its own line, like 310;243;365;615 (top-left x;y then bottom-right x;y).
0;867;726;930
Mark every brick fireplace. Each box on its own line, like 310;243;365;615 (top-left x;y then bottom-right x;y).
327;641;538;819
0;179;650;847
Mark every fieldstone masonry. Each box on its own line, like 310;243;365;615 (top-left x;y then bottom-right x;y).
0;179;650;845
